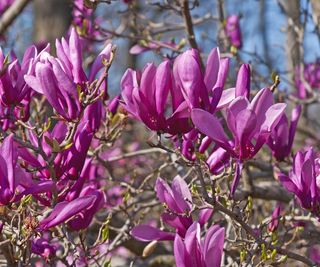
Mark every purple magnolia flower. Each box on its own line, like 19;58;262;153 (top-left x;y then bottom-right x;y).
121;60;191;134
294;60;320;99
131;176;212;241
268;105;301;161
32;238;57;259
0;134;16;205
18;121;93;202
174;222;225;267
173;48;229;111
25;28;113;123
192;88;286;196
268;204;281;232
279;148;319;213
39;195;97;230
67;186;105;230
225;15;242;49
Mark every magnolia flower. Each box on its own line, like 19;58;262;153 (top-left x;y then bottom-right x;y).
294;60;320;99
39;195;97;230
173;48;229;111
174;222;225;267
192;88;286;196
31;238;57;259
268;105;301;161
0;46;46;107
225;15;242;49
279;148;318;213
131;176;212;241
268;205;281;232
121;61;191;134
25;28;113;124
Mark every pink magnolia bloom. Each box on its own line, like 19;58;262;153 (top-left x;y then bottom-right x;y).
174;222;225;267
39;195;97;230
121;60;191;134
268;204;281;232
279;148;319;214
25;28;113;125
173;48;229;111
267;105;301;161
225;15;242;48
192;88;286;196
295;60;320;99
131;176;212;241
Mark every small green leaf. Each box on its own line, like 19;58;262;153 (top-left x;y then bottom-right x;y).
101;224;109;243
103;258;112;267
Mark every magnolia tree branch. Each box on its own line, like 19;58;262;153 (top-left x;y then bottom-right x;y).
0;0;31;35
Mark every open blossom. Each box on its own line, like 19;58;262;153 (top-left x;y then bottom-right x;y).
268;105;301;161
192;88;286;196
225;15;242;48
131;176;212;241
279;148;319;214
174;222;225;267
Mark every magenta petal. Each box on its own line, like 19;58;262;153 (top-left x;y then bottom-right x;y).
89;44;112;81
155;177;181;212
174;234;187;267
216;87;235;110
203;225;225;267
226;96;250;136
198;208;213;227
235;64;250;98
69;27;84;83
288;105;301;149
171;175;192;211
131;225;175;241
191;109;232;152
260;103;287;132
155;60;171;116
0;134;15;192
215;58;230;90
39;195;96;230
204;48;220;91
278;173;298;195
140;63;157;109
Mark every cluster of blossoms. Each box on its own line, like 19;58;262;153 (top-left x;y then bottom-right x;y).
120;45;313;265
121;47;298;198
131;176;223;267
0;27;120;265
2;1;320;265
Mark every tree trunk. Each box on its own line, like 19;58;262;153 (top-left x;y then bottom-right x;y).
33;0;72;46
